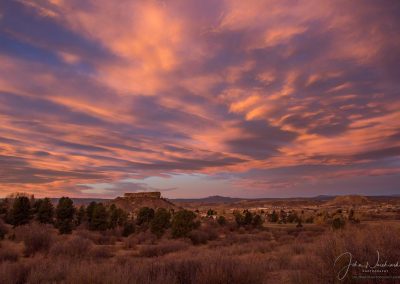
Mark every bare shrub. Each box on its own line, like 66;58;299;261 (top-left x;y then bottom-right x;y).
136;231;157;244
189;229;209;245
0;262;30;284
76;229;116;245
139;240;189;257
123;235;138;250
26;257;67;283
0;219;9;239
298;224;400;283
288;269;315;284
89;246;115;258
50;236;92;259
14;223;53;256
193;255;266;284
290;241;305;255
0;241;19;262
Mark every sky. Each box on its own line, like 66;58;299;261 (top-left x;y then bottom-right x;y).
0;0;399;198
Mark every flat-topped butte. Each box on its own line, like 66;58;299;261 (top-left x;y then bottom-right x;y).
123;192;161;199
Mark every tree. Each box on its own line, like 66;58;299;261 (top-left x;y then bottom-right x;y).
268;210;278;223
348;208;354;220
348;208;360;224
287;211;299;223
296;219;303;228
10;196;31;226
217;215;227;226
234;211;244;226
150;208;171;237
89;203;108;231
122;220;135;237
171;210;199;238
332;216;345;230
85;201;97;224
252;214;263;228
36;198;54;224
243;210;253;225
108;204;127;229
75;206;86;226
32;199;43;215
0;199;10;218
207;209;216;216
0;219;8;239
279;210;287;223
136;207;155;226
56;197;75;234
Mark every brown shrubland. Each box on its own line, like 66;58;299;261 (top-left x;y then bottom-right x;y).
0;217;399;283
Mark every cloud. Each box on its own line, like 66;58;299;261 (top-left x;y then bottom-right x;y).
0;0;399;197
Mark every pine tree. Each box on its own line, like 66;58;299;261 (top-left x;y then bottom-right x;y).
36;198;54;224
56;197;75;234
217;215;227;226
171;210;199;238
76;206;86;226
268;210;278;223
108;204;127;229
10;196;31;226
136;207;155;226
243;210;253;225
86;201;97;224
252;214;263;228
150;208;171;237
89;203;108;231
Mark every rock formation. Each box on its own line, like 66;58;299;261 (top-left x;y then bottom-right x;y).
110;191;177;213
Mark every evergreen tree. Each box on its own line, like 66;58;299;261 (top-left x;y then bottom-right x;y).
217;215;227;226
32;199;43;215
348;208;355;220
252;214;263;228
0;199;10;216
207;209;216;216
234;211;245;226
268;210;279;223
86;201;97;224
150;208;171;237
36;198;54;224
332;216;345;230
89;203;108;231
122;220;135;237
108;204;127;229
76;206;86;226
56;197;75;234
243;210;253;225
171;210;199;238
136;207;155;226
279;210;287;223
10;196;31;226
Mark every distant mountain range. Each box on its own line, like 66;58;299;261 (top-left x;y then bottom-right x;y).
2;194;398;206
172;195;244;203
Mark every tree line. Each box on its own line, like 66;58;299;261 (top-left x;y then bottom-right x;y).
0;194;200;238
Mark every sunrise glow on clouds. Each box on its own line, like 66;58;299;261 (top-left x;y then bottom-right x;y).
0;0;399;198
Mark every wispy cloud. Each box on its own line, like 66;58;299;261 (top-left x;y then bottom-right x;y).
0;0;399;197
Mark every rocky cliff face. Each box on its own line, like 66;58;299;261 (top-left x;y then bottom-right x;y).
110;192;177;213
124;192;161;199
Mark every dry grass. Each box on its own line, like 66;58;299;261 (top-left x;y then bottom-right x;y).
0;241;19;262
138;240;189;257
50;236;92;259
14;223;54;256
0;223;399;283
